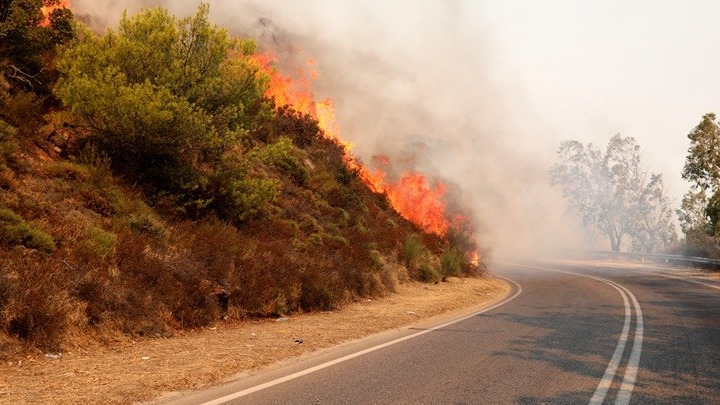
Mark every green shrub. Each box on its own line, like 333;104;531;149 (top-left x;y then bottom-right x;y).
128;213;165;236
250;137;309;186
3;223;56;253
439;248;463;281
82;226;117;260
212;155;280;223
307;233;323;246
0;208;55;253
334;208;350;227
368;249;384;269
418;262;440;283
298;214;322;233
354;219;368;233
324;233;348;247
399;233;425;271
0;208;22;224
46;161;89;181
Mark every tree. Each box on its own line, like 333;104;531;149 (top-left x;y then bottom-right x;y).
676;112;720;257
681;113;720;234
0;0;73;92
550;134;676;252
631;174;678;253
54;4;277;220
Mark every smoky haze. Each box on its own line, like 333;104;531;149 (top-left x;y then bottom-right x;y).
71;0;590;259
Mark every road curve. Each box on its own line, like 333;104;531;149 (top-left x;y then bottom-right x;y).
154;261;720;405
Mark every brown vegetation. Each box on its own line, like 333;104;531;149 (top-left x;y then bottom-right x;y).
0;277;508;405
0;3;486;357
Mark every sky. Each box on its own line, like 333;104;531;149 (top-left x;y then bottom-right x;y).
71;0;720;257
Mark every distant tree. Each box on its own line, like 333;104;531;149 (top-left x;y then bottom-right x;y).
630;174;678;253
550;134;676;252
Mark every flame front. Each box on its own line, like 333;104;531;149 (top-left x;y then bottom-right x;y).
250;51;457;237
40;0;71;27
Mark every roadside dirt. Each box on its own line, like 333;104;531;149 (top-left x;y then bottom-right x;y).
0;276;508;405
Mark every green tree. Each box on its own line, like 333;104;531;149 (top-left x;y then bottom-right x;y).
680;113;720;237
55;4;276;220
0;0;73;91
550;134;676;252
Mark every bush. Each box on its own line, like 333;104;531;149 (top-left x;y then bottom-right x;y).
368;249;384;269
0;208;55;253
1;257;82;351
250;137;309;186
439;248;463;281
81;226;117;260
418;262;440;283
0;119;18;169
399;233;425;272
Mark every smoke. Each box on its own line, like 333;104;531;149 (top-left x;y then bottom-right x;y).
70;0;588;259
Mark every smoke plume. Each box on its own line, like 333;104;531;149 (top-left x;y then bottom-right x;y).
70;0;587;258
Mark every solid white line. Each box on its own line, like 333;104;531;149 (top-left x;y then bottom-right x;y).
198;276;523;405
613;282;643;405
588;282;631;405
506;263;643;405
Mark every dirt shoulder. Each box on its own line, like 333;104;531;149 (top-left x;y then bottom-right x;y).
0;276;509;405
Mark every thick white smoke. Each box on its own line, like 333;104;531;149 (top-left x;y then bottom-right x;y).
70;0;588;258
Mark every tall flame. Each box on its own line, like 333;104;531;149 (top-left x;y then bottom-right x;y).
250;51;457;237
45;2;479;260
40;0;71;27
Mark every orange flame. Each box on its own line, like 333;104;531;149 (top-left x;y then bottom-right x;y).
250;50;460;236
40;0;71;27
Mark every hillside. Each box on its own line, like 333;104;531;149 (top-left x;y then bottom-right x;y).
0;2;484;356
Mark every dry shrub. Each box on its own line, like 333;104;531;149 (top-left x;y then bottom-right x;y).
0;90;44;139
93;233;173;336
0;254;84;351
299;265;345;311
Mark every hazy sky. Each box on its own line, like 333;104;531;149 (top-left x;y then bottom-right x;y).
73;0;720;255
476;0;720;196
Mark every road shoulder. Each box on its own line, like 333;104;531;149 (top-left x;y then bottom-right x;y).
0;277;509;405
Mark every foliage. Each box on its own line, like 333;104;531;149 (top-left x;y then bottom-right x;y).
249;136;309;186
0;3;487;354
418;261;440;283
399;233;425;271
439;248;463;281
0;208;55;252
629;174;678;253
0;0;74;92
680;113;720;240
55;3;272;221
550;134;676;252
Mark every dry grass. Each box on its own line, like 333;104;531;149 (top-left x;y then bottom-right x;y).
0;277;508;405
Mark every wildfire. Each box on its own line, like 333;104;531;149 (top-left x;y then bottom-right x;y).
40;0;71;27
250;50;459;237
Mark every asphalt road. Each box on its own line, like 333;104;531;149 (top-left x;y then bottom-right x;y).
156;261;720;405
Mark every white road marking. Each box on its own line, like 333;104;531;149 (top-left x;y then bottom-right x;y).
509;263;644;405
588;282;631;405
613;281;643;405
198;275;523;405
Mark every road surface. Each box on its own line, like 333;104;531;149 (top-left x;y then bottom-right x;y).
155;260;720;405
